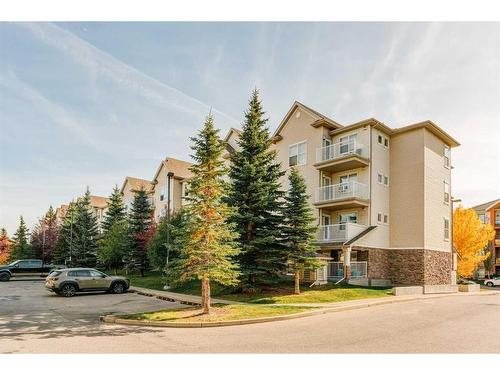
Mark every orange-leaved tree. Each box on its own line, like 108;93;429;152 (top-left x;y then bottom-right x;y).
453;207;495;278
0;228;11;264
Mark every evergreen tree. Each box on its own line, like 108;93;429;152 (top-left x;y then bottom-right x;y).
97;221;128;274
147;209;190;271
31;206;59;264
227;89;286;287
0;228;11;264
71;189;99;267
282;168;320;294
9;216;33;261
101;185;127;233
177;113;240;314
53;202;77;265
127;187;154;276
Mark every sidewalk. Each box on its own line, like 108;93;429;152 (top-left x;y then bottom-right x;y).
129;286;244;305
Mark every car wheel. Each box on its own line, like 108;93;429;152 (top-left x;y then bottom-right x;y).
0;272;10;282
60;284;77;297
486;281;494;287
111;282;125;294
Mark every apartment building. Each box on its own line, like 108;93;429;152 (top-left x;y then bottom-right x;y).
473;199;500;276
55;195;110;229
120;176;154;212
225;101;459;287
150;157;193;221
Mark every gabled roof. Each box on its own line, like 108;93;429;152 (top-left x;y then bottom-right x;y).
120;177;154;194
272;101;342;140
223;127;242;143
329;118;393;136
152;157;193;184
472;199;500;212
392;120;460;148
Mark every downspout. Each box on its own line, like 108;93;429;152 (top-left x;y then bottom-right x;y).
369;125;372;226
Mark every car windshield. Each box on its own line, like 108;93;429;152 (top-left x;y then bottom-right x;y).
8;260;19;267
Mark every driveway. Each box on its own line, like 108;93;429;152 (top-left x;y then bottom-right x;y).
1;280;500;353
0;278;182;353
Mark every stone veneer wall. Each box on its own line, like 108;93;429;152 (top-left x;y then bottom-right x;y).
356;246;451;285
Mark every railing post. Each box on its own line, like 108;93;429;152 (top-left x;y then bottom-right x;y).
343;246;351;282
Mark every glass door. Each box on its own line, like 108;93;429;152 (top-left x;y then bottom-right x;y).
322;214;331;240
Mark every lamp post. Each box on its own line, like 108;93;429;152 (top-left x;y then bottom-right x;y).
163;172;175;290
451;197;462;284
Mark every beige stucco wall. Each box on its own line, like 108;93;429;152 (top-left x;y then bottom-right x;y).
122;180;135;212
423;128;452;252
389;128;426;248
270;106;323;225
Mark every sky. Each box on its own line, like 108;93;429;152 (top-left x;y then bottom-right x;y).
0;22;499;234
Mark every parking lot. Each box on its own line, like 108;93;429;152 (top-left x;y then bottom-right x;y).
0;278;182;352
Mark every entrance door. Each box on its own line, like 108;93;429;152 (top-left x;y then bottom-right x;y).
322;175;332;201
323;138;332;160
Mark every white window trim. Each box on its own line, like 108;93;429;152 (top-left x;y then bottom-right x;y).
377;172;383;185
377;212;383;224
443;180;450;205
288;140;307;167
384;175;390;187
444;217;450;241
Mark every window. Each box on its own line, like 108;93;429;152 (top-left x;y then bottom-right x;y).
383;214;389;224
377;173;383;184
444;218;450;240
378;133;389;148
339;134;357;155
478;214;485;224
384;137;389;147
288;141;307;166
384;176;389;186
90;270;105;277
160;185;167;201
444;181;450;203
378;135;383;145
377;213;382;223
444;145;450;168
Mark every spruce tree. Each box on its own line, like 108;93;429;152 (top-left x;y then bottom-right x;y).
227;89;286;287
53;202;77;265
101;185;127;233
71;189;99;267
31;206;59;264
127;187;154;276
177;113;240;314
9;216;33;261
282;168;320;294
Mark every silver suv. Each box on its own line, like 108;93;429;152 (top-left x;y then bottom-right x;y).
45;268;130;297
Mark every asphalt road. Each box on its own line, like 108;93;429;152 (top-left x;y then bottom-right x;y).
1;280;500;353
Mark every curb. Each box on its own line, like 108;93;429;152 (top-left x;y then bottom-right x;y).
100;290;500;328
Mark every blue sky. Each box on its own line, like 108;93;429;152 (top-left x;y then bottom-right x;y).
1;22;499;234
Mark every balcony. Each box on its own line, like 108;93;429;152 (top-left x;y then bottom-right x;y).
315;181;369;209
315;140;369;173
327;261;367;279
317;223;368;243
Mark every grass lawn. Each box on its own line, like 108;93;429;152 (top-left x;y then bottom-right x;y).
118;304;316;323
113;270;393;305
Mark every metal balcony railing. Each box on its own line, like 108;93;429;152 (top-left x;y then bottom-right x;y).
316;140;367;163
316;181;369;203
317;223;368;243
327;261;368;279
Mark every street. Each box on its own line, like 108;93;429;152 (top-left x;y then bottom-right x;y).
1;280;500;353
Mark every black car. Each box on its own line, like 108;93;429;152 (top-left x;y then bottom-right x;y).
0;259;65;281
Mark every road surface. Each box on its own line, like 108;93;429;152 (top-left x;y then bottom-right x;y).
1;280;500;353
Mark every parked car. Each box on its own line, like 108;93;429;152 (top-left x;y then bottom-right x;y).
484;277;500;287
45;268;130;297
0;259;64;281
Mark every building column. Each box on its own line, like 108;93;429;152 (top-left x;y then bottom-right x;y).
343;246;352;281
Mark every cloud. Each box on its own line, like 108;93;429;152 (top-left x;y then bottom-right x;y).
15;22;239;128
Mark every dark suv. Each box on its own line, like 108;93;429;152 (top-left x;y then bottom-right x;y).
0;259;64;281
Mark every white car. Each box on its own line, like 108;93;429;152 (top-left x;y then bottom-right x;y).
484;277;500;287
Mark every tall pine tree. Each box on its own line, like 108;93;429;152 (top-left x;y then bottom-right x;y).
101;185;127;233
53;202;77;265
127;187;154;276
71;189;99;267
177;113;240;314
31;206;59;264
282;168;320;294
9;216;33;261
227;89;286;287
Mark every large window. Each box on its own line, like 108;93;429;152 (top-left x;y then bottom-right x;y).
288;141;307;166
444;145;450;168
444;218;450;240
444;181;450;204
339;134;357;155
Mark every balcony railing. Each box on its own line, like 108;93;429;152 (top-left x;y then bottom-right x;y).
316;181;369;203
327;261;367;279
317;223;368;243
316;140;367;163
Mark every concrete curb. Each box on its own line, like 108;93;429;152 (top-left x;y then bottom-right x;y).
101;290;500;328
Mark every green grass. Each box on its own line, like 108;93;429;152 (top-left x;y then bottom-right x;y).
111;270;392;305
118;304;316;323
